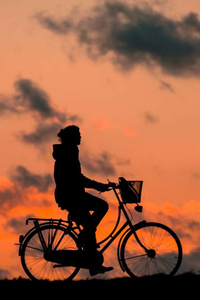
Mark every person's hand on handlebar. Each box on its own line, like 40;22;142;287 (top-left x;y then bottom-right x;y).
107;180;118;189
97;183;111;193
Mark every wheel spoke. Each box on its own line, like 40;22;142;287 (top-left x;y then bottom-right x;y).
21;225;80;281
125;253;147;260
121;222;182;277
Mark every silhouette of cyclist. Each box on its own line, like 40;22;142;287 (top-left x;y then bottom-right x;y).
53;125;113;275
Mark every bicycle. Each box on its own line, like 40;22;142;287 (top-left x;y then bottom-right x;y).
17;177;182;281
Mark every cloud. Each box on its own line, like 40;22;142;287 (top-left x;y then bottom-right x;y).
159;80;175;93
5;214;35;234
0;166;54;214
0;97;19;116
0;179;23;213
20;121;63;146
35;11;73;35
82;151;117;176
180;247;200;273
0;79;66;122
0;78;80;146
183;12;200;32
0;269;12;279
15;79;66;121
36;2;200;77
144;112;159;124
10;165;53;192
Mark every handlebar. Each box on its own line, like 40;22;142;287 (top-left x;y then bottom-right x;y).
99;180;119;194
107;179;119;189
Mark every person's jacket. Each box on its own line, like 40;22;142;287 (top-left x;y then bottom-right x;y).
53;143;105;209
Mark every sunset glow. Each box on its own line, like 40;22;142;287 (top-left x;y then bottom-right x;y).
1;0;200;279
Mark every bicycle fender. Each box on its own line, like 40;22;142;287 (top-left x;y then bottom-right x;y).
17;219;78;256
117;228;130;271
117;220;146;272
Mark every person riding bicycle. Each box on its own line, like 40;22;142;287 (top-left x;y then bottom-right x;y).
53;125;113;275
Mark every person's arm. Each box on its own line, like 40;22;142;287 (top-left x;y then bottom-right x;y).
81;174;109;192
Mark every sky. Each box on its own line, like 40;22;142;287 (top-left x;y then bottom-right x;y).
1;0;200;279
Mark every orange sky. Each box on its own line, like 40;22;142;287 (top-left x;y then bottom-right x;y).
1;0;200;279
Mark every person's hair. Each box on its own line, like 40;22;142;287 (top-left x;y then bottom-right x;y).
57;125;80;143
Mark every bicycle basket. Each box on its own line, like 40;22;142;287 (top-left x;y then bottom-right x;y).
119;177;143;204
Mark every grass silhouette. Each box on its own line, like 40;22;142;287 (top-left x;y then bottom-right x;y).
0;273;198;299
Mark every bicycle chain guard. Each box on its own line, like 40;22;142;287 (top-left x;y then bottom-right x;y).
44;249;103;269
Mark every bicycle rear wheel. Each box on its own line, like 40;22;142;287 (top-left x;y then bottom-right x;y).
21;224;80;281
120;222;182;277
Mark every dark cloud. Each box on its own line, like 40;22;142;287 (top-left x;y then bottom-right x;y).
36;2;200;77
0;78;80;146
35;11;73;35
14;79;66;121
0;97;19;116
0;269;12;279
0;166;54;214
11;165;53;192
81;151;116;176
0;79;66;122
0;185;23;213
180;247;200;273
183;12;200;32
5;214;35;234
20;121;63;146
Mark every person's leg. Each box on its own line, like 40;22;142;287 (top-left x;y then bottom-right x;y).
82;192;109;228
72;192;108;249
69;193;112;275
70;205;97;251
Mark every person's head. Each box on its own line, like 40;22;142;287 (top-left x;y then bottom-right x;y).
57;125;81;145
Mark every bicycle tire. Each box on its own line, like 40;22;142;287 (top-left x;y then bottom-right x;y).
120;222;182;277
21;224;80;281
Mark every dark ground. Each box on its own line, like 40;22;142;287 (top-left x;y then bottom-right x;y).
1;273;199;299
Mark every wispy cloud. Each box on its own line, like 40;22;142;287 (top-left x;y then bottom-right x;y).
0;166;54;214
35;2;200;77
0;269;12;279
0;79;65;122
159;80;175;93
81;148;131;177
82;151;117;176
11;165;53;192
20;122;63;145
0;78;80;147
5;214;35;234
0;182;23;213
144;112;159;124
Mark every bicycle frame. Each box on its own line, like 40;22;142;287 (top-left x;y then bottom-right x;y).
18;179;182;280
19;184;147;256
18;182;148;275
99;185;147;255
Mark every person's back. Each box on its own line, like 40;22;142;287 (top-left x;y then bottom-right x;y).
53;142;83;210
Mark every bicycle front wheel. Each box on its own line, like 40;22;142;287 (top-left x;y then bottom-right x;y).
21;224;80;281
120;222;182;277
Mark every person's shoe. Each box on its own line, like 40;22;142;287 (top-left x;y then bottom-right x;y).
89;265;113;276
